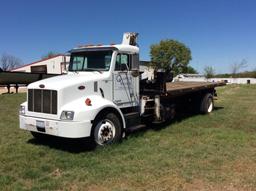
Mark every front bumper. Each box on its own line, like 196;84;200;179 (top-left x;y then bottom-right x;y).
19;115;92;138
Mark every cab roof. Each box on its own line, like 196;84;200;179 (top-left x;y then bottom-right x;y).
69;44;139;54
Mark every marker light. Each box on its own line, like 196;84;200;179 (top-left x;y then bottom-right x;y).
85;98;92;106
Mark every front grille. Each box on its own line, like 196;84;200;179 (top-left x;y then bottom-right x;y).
28;89;57;114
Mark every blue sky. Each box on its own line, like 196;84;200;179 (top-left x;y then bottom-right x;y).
0;0;255;73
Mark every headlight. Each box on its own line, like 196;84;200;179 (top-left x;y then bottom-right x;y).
60;111;75;120
19;106;25;115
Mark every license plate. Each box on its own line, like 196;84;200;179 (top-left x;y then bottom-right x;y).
36;120;45;132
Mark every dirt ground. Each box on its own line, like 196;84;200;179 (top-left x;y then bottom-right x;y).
0;87;27;94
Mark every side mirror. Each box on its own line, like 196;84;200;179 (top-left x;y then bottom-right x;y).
131;54;139;71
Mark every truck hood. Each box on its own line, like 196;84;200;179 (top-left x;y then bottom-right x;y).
28;72;109;90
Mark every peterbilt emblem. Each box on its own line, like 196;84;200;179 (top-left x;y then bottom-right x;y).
78;85;85;90
39;84;45;88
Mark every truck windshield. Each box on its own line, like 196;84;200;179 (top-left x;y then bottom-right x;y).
69;51;112;72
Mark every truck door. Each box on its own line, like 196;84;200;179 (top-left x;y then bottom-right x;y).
113;53;139;107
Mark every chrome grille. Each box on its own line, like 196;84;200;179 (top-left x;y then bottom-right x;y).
28;89;57;114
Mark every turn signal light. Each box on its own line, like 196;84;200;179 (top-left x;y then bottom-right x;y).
85;98;92;106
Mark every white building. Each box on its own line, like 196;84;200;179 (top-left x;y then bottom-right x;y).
174;73;206;82
12;54;70;74
174;74;256;84
209;78;256;84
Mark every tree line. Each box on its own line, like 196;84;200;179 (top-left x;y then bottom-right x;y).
0;53;23;71
204;59;256;78
149;40;256;78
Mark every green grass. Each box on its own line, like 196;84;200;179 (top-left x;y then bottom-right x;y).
0;85;256;191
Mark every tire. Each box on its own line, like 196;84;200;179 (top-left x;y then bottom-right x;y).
200;93;214;114
93;113;122;146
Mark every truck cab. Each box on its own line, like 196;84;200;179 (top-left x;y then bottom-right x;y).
19;33;141;145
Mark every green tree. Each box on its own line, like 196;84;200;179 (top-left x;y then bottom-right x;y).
184;65;198;74
150;39;192;75
204;66;215;78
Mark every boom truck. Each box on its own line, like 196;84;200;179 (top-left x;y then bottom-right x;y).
19;33;225;146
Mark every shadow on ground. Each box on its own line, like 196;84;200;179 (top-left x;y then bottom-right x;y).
27;106;224;153
129;106;224;135
27;136;96;153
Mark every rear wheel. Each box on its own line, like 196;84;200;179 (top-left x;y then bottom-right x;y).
93;113;122;146
200;93;214;114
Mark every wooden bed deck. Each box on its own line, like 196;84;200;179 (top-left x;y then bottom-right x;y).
165;81;226;95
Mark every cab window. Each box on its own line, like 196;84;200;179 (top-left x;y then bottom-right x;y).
115;54;130;71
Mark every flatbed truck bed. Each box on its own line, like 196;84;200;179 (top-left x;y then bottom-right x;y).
140;77;225;96
165;81;225;97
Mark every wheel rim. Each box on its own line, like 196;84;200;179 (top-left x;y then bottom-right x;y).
207;99;213;113
95;119;116;145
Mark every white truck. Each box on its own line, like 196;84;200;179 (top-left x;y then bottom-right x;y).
19;33;225;146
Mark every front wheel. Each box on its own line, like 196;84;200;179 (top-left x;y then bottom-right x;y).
93;113;122;146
